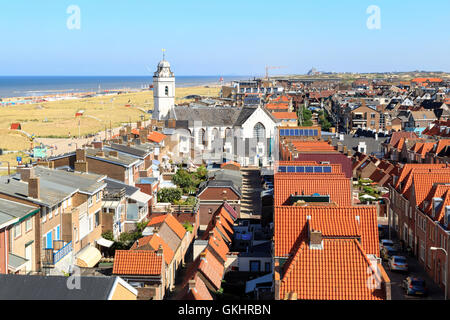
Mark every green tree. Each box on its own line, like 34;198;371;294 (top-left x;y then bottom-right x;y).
195;165;208;181
172;169;196;193
157;187;183;203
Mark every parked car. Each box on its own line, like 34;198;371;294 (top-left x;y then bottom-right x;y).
388;255;408;272
380;239;395;251
381;246;398;261
403;277;427;296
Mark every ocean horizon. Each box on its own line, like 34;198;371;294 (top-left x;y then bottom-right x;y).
0;75;253;99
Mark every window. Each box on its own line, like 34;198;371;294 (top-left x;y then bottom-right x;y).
95;211;100;227
88;196;93;207
14;224;21;238
25;217;32;232
198;129;206;146
371;113;376;119
253;123;266;141
96;192;101;203
420;240;425;262
42;207;47;222
63;200;67;210
165;86;169;96
265;262;271;273
250;261;261;272
49;206;54;220
68;197;72;207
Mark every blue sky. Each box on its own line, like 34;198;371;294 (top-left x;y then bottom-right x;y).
0;0;449;76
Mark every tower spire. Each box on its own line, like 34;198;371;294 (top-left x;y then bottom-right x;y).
162;48;166;61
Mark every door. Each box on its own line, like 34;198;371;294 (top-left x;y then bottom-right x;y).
25;244;32;273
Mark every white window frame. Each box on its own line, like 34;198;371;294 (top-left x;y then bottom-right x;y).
25;217;32;232
14;224;22;238
88;196;93;208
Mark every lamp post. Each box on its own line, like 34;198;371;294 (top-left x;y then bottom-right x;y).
430;246;448;300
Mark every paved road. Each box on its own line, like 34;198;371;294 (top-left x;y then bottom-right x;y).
382;239;445;300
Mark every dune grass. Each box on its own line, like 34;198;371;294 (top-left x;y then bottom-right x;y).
0;86;220;138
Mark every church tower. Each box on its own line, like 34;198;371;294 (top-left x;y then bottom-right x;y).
153;51;175;120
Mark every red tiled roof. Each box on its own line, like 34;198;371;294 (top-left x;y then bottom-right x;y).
220;161;240;169
147;131;166;143
183;249;225;291
274;174;351;206
389;131;418;147
113;250;163;275
274;206;379;257
272;112;298;120
395;164;449;190
177;274;213;300
207;228;230;263
130;234;174;265
280;239;385;300
411;172;450;207
147;214;187;240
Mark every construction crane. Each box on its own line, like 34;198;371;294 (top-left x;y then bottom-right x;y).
265;66;287;80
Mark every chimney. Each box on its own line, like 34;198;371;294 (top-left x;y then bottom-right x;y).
96;151;105;157
188;279;196;291
137;121;142;129
28;177;40;199
92;141;103;149
109;150;118;158
139;170;148;178
74;161;88;173
76;149;86;162
343;145;348;154
19;166;35;183
309;229;322;246
126;126;132;134
139;128;149;143
156;245;163;256
199;251;207;261
119;128;126;137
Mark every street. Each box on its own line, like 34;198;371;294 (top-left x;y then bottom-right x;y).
381;239;445;300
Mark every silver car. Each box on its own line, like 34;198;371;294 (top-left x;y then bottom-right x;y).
389;255;408;272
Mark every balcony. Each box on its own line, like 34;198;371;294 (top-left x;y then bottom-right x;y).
42;241;73;266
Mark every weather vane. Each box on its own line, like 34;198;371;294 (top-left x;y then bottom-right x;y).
162;48;166;60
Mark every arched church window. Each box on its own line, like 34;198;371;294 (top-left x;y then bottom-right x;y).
165;86;169;96
198;129;206;146
253;122;266;141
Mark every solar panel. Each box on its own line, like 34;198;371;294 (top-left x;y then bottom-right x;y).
280;129;285;136
313;130;318;136
279;166;287;173
287;166;296;173
323;166;332;173
305;166;314;173
296;166;305;173
299;129;304;135
294;129;299;136
309;129;314;136
304;130;309;136
290;129;295;136
314;166;323;173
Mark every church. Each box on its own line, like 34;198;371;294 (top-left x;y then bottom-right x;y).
152;57;280;167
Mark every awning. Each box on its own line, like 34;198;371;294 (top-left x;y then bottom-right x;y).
96;237;114;248
245;273;273;293
129;191;152;205
75;246;102;268
8;253;28;272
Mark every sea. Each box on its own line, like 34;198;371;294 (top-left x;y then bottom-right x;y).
0;75;252;99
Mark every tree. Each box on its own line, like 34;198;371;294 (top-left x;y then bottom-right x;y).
172;169;196;193
157;187;182;203
195;165;208;181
